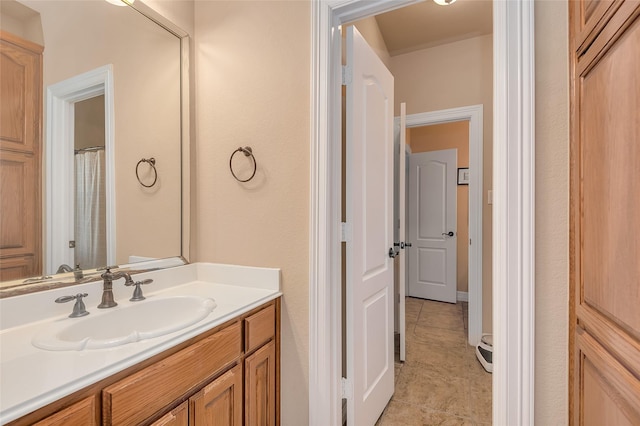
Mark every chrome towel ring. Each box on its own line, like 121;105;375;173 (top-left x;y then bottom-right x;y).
230;146;257;182
136;157;158;188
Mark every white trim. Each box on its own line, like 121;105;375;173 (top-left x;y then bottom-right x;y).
399;104;483;346
457;291;469;303
310;1;536;425
46;65;116;274
493;0;535;425
309;2;343;425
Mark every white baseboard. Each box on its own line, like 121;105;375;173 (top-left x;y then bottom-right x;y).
457;291;469;302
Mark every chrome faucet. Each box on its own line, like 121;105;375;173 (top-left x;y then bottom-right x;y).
98;266;134;308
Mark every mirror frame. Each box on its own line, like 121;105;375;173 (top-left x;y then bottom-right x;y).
0;0;191;297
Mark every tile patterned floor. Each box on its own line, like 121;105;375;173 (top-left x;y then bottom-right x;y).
376;297;492;425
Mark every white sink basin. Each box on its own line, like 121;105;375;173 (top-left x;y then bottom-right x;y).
32;296;216;351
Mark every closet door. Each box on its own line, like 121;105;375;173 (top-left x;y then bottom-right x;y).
569;2;640;425
0;30;43;281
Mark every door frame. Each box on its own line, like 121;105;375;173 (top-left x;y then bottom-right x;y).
309;1;535;425
45;65;116;274
400;105;483;346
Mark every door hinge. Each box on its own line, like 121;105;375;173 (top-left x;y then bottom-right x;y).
341;377;353;399
342;65;352;86
341;222;350;242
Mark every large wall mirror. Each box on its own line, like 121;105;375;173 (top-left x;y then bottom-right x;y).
0;0;189;293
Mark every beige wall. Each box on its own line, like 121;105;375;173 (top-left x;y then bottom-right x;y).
534;0;569;423
15;0;183;265
409;121;470;293
192;1;310;424
391;34;493;332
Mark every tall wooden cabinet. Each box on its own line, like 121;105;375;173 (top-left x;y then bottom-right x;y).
0;30;43;281
569;1;640;424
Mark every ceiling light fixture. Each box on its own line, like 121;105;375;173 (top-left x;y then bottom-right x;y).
433;0;457;5
105;0;134;6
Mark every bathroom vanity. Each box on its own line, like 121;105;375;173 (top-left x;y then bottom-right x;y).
0;263;281;425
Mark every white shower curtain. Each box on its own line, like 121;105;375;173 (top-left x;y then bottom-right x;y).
75;150;107;270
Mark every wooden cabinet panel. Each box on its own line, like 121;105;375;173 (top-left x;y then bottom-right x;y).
0;255;34;282
33;397;97;426
573;0;619;50
570;2;640;425
190;364;242;426
0;153;37;252
103;323;241;425
577;331;640;425
0;30;42;280
580;12;640;337
244;304;275;354
245;341;276;426
152;402;188;426
0;31;41;153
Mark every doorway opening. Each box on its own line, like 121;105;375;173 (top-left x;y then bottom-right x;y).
46;65;116;274
401;105;484;347
309;1;536;425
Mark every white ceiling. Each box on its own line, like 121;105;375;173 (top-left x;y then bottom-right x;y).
375;0;492;56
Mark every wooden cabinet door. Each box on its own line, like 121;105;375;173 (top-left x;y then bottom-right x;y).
152;402;189;426
570;2;640;425
33;397;98;426
0;30;43;280
244;341;276;426
190;364;242;426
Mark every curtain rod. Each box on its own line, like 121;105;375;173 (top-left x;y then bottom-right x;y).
74;146;105;154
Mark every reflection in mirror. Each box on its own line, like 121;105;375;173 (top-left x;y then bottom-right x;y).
74;95;106;270
0;0;188;292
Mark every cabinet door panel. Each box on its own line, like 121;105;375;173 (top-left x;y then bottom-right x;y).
191;364;242;426
103;323;241;425
244;304;275;354
0;33;41;153
245;341;276;426
0;31;42;280
580;9;640;342
570;3;640;425
577;331;640;425
33;397;97;426
152;402;188;426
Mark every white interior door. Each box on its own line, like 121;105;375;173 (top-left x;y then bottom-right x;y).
397;103;407;362
408;149;457;303
345;26;394;426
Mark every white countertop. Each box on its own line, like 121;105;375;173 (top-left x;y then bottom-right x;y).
0;263;281;424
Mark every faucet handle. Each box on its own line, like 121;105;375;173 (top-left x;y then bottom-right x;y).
98;265;120;271
55;293;90;318
127;279;153;302
98;265;120;275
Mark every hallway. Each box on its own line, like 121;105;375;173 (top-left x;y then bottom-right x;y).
376;297;492;425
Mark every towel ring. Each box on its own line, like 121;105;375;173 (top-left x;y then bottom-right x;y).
136;158;157;188
229;146;257;182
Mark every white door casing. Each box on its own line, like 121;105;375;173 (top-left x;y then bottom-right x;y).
309;1;536;425
398;103;407;361
46;65;116;274
401;106;483;346
345;26;394;426
408;149;457;303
